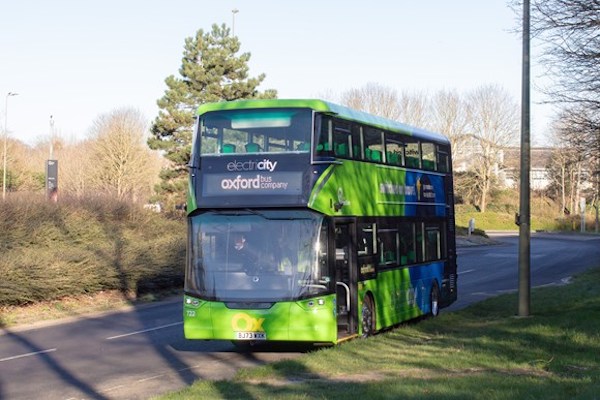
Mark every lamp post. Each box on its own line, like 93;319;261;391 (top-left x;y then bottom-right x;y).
3;92;18;200
49;115;55;159
517;0;531;317
232;8;239;36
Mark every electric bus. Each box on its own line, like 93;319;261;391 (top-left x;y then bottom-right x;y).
184;99;457;344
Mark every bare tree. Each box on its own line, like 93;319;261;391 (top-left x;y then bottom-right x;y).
1;139;39;193
398;90;430;128
339;84;436;131
465;85;519;212
530;0;600;112
546;121;580;214
430;89;469;166
89;108;161;202
529;0;600;206
340;83;402;120
547;107;599;213
59;140;95;198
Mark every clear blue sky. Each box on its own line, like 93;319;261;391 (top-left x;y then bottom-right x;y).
1;0;551;146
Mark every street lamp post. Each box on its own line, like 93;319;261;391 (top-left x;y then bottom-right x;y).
232;8;239;36
3;92;18;200
518;0;531;317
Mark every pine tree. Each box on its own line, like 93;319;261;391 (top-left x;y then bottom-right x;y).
148;23;277;208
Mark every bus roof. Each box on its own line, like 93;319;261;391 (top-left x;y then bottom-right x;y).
196;99;450;145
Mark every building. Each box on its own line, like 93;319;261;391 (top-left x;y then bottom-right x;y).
499;147;554;190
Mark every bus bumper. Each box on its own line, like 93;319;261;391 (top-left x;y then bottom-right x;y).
183;294;338;343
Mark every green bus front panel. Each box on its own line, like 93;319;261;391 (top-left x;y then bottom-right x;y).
184;294;337;343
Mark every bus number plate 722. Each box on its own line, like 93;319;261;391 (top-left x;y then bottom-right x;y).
235;331;267;340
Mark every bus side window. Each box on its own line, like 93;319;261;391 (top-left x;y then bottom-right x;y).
399;222;416;265
385;136;404;166
405;140;420;168
315;115;333;156
424;223;444;261
363;127;384;163
416;223;426;263
357;223;375;256
377;227;399;266
421;142;436;171
351;124;362;160
333;119;352;158
437;145;450;173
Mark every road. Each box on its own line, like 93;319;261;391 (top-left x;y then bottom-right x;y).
450;232;600;310
1;232;599;400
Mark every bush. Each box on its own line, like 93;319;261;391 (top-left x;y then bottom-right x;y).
0;194;185;306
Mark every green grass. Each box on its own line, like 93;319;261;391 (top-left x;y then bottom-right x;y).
157;267;600;400
456;208;599;233
455;191;600;233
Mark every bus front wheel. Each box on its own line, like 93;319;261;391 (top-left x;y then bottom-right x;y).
361;295;375;338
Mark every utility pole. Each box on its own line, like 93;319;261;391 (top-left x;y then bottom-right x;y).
517;0;531;317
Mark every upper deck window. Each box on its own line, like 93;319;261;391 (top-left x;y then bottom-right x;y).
199;108;312;155
363;127;384;163
421;142;437;171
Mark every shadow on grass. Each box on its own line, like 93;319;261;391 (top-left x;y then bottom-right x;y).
201;371;596;400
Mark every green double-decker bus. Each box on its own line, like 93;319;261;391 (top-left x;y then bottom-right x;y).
184;99;457;345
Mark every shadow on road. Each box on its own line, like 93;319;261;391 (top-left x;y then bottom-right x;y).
0;325;109;400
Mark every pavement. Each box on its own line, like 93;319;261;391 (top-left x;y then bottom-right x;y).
456;234;499;247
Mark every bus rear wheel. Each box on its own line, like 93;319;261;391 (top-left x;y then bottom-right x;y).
361;295;375;338
430;283;440;317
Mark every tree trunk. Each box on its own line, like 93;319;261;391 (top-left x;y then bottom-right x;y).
560;164;566;215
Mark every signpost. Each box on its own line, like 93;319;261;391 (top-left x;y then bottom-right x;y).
46;159;58;202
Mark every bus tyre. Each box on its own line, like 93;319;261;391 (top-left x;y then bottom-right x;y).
361;295;375;338
430;283;440;317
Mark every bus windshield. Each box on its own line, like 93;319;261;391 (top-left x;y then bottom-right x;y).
199;108;313;155
186;210;332;302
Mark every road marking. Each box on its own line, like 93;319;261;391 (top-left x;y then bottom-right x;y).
0;348;57;362
459;269;475;275
99;385;125;394
106;321;182;340
496;288;517;294
136;374;166;383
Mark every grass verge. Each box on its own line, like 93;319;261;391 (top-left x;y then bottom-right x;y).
157;267;600;400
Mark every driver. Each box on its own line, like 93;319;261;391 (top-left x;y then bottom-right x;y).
232;233;260;271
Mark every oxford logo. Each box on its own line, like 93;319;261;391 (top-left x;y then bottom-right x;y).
231;313;265;332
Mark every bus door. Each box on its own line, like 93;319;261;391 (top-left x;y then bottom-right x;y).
334;221;358;336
